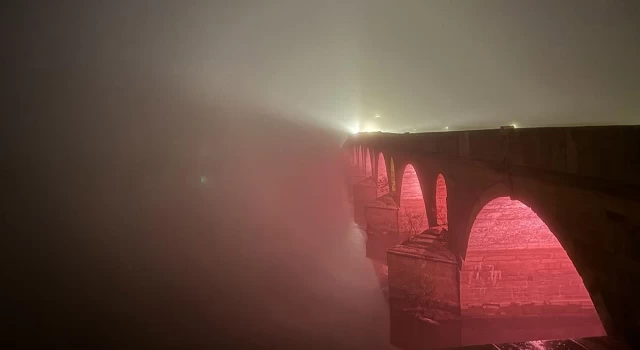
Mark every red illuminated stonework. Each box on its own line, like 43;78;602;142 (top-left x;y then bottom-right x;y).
436;174;448;227
399;165;428;235
365;148;373;178
377;153;389;197
388;158;396;193
346;126;640;346
460;197;604;329
352;146;358;166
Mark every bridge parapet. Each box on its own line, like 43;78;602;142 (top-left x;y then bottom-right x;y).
347;125;640;188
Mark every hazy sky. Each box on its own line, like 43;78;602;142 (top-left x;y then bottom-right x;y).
11;1;640;133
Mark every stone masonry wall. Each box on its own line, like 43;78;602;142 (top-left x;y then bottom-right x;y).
467;197;558;250
436;174;448;226
388;252;459;317
365;148;373;178
377;153;389;197
461;247;595;317
366;206;399;235
461;197;597;318
353;179;377;225
399;165;428;234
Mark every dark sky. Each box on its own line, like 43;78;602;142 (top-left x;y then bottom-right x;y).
9;0;640;133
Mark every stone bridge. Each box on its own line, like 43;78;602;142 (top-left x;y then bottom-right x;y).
343;125;640;347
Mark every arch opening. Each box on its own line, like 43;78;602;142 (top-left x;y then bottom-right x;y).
389;157;396;194
460;197;605;343
377;153;389;197
352;146;358;166
435;174;448;228
365;149;373;178
398;164;428;235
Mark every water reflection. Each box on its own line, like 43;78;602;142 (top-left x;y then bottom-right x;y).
498;339;586;350
495;337;628;350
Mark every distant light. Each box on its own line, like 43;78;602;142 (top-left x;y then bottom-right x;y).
375;114;381;118
200;175;207;184
512;123;518;128
444;126;449;130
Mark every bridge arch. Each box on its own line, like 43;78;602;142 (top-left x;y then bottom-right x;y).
436;173;448;228
460;194;606;342
376;152;389;196
352;145;357;166
397;164;428;235
389;157;396;194
365;148;373;178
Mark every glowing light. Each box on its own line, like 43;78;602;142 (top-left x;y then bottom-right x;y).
348;123;360;134
362;120;381;133
512;123;518;128
375;114;381;118
200;175;207;184
444;126;449;130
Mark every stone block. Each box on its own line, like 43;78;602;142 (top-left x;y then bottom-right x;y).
365;197;399;235
463;254;484;263
387;232;459;318
543;302;568;315
483;254;517;261
521;302;543;316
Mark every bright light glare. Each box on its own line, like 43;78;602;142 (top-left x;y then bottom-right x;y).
363;121;381;133
375;114;381;118
512;123;518;128
349;123;360;134
444;126;449;130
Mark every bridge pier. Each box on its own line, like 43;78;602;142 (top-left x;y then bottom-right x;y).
364;194;400;261
353;178;376;226
345;165;366;199
387;228;461;349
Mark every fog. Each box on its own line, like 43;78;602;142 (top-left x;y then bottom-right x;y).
8;1;640;133
6;71;396;348
4;1;639;348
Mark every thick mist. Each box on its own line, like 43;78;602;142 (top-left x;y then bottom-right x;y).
5;70;395;348
7;1;639;134
5;3;392;347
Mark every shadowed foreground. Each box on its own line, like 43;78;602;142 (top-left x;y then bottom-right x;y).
4;78;393;348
